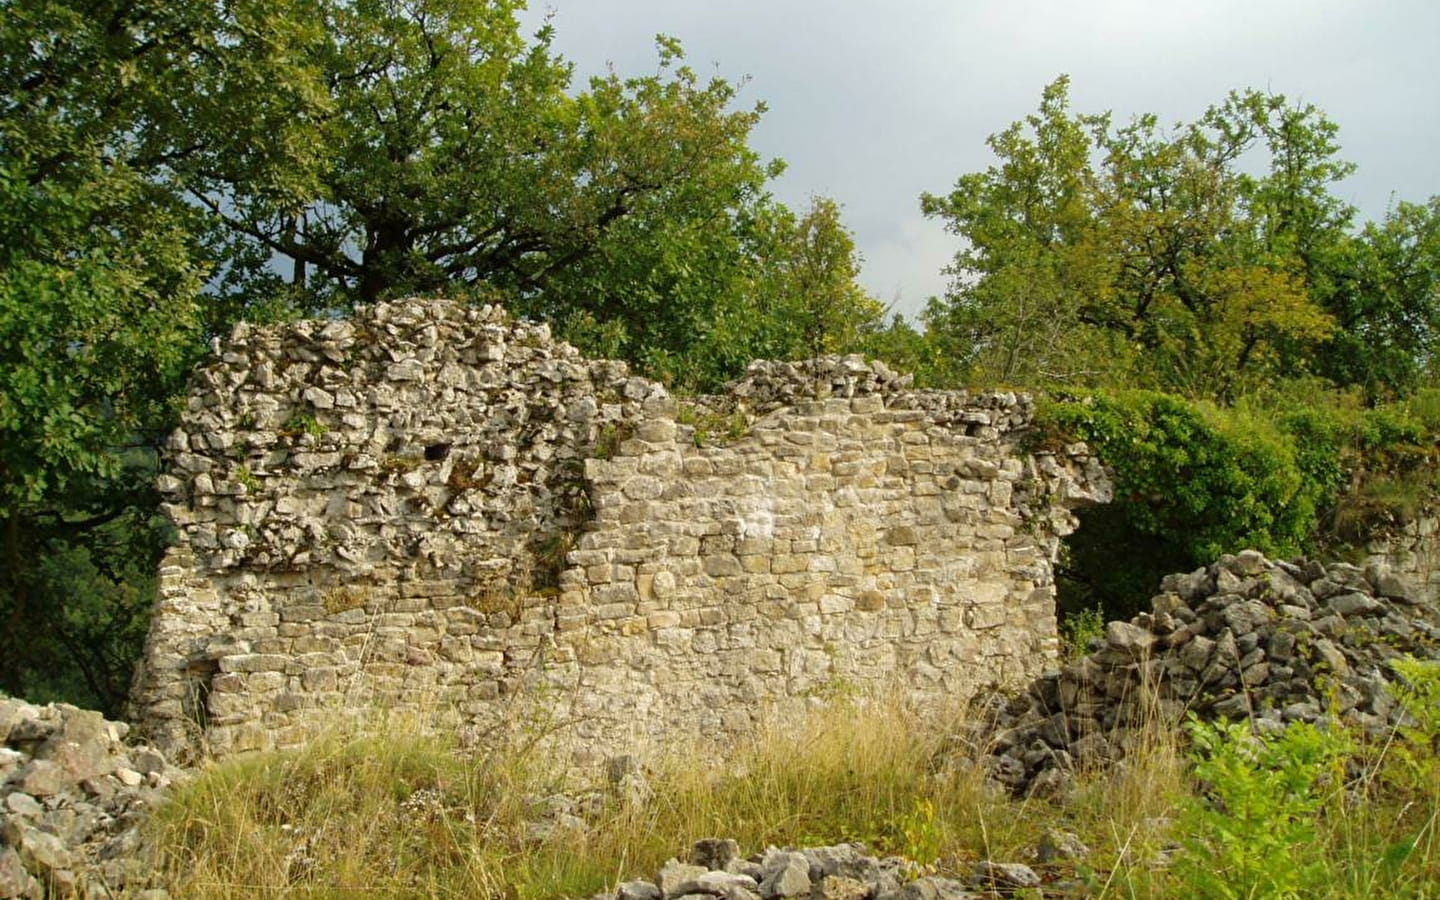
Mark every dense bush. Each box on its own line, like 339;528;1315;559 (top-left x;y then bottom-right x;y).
1040;387;1440;621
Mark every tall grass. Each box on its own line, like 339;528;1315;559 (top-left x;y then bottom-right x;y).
142;670;1440;899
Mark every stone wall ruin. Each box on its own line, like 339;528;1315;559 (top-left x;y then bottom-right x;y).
129;299;1111;760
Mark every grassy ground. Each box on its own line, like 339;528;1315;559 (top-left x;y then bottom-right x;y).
142;669;1440;900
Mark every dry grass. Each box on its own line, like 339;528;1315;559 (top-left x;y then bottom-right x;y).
141;679;1440;899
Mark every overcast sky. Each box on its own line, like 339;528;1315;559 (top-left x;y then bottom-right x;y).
518;1;1440;320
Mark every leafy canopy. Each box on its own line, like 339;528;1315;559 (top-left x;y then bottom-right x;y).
921;76;1440;399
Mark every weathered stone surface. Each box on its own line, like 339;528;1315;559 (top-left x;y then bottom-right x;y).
690;838;741;870
0;846;36;900
970;860;1041;890
978;551;1440;796
759;849;812;898
0;697;187;898
656;860;711;899
1037;829;1090;863
617;880;663;900
130;298;1109;763
889;874;976;900
618;880;664;900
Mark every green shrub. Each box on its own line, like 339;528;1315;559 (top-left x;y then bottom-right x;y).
1172;717;1348;899
1043;391;1328;563
1043;390;1342;619
1059;605;1106;658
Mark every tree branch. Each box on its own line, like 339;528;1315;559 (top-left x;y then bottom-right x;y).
188;190;361;278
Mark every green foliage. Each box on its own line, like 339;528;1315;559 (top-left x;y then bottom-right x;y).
234;465;261;493
0;0;891;706
896;797;944;868
279;412;325;439
1059;605;1106;659
148;700;1023;899
1046;387;1440;619
921;76;1438;399
676;403;750;447
1173;717;1348;899
161;0;882;390
1;0;211;709
0;503;171;715
1044;390;1333;562
1388;658;1440;750
745;196;889;363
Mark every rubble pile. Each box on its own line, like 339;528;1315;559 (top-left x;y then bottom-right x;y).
1;697;181;899
983;550;1440;796
597;838;1060;900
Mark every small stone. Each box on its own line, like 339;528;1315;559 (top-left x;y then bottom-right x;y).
81;776;117;800
1069;732;1112;766
675;870;760;898
1161;568;1212;603
12;760;67;797
4;791;44;819
656;860;710;899
895;875;973;900
1241;662;1271;687
1367;566;1418;603
724;858;765;881
801;844;879;881
971;860;1041;891
617;882;662;900
1178;635;1215;672
130;747;169;776
814;875;870;900
1104;621;1155;658
2;820;73;874
690;838;740;870
1327;592;1383;617
759;850;811;899
1266;631;1297;664
1211;692;1251;719
1311;638;1350;675
1025;766;1074;800
1222;600;1272;636
1037;829;1090;863
0;846;36;899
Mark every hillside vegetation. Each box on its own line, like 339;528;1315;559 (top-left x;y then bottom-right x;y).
3;3;1440;897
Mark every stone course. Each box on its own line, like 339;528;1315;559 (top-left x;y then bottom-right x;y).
980;550;1440;797
128;299;1109;761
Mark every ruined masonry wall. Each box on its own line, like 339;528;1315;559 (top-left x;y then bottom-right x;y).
1363;516;1440;605
129;299;1110;760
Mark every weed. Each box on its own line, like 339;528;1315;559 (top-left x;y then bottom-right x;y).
447;455;485;491
234;464;260;493
136;674;1440;900
1171;716;1348;898
480;592;525;626
1060;605;1106;659
380;452;424;474
281;411;326;438
592;422;631;460
897;797;944;868
676;402;751;448
530;531;575;591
